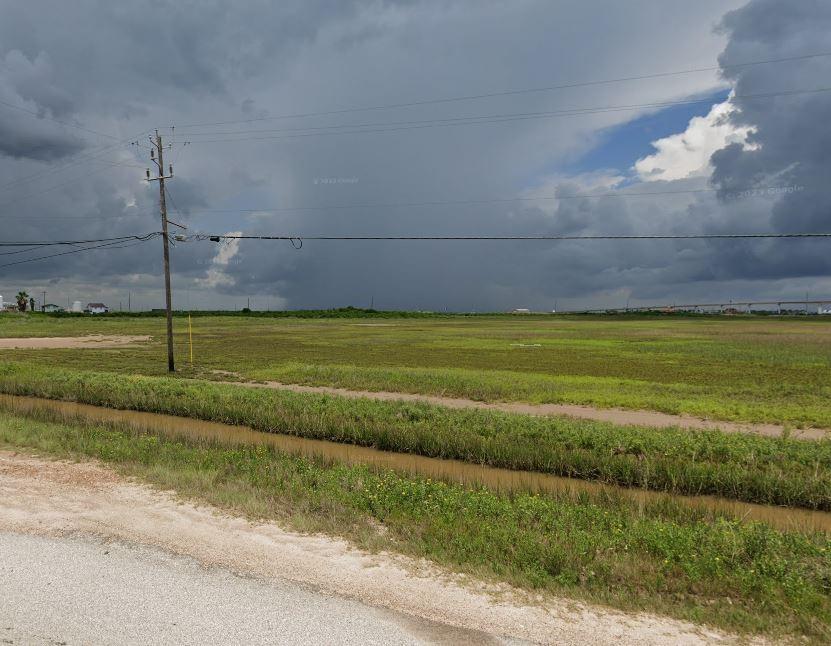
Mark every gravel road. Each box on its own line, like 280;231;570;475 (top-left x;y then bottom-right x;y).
0;451;745;645
0;531;495;645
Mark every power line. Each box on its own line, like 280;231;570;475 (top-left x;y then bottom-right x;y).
177;51;831;128
0;98;121;141
0;212;155;221
190;232;831;244
0;182;794;223
0;234;160;247
165;185;186;221
0;245;59;257
88;158;147;169
0;237;149;256
3;183;785;226
0;160;136;211
180;86;831;143
0;141;125;193
0;129;150;196
0;233;161;269
0;237;158;269
188;184;805;215
0;183;800;222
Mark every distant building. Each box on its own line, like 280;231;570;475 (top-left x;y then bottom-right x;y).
43;304;63;313
85;302;109;315
819;306;831;315
511;308;531;314
71;301;83;313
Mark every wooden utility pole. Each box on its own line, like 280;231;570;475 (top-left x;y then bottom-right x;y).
147;130;176;372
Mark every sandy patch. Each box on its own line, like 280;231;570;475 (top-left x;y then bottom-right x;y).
227;380;826;440
350;323;397;327
0;334;151;349
0;451;749;645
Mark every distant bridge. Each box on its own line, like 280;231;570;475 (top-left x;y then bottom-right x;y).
578;299;831;314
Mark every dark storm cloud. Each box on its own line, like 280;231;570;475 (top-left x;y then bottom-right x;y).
0;116;83;161
0;52;85;160
9;0;829;311
705;0;831;283
170;0;739;310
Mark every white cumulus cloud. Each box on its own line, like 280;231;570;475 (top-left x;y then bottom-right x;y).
634;99;754;182
196;231;242;289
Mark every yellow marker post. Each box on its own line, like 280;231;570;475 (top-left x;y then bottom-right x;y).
188;313;193;365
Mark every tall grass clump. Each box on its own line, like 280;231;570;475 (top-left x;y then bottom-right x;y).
0;362;829;509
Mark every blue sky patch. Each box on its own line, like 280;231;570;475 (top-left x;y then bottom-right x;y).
565;89;730;178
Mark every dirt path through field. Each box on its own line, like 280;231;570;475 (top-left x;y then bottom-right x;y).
230;380;826;440
0;334;151;349
0;450;746;645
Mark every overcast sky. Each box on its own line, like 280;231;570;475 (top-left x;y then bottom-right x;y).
1;0;829;311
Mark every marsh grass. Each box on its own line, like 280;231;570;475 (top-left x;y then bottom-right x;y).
1;410;829;641
254;361;831;427
1;363;829;510
0;313;828;427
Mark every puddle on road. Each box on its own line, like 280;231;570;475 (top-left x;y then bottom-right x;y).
1;393;828;534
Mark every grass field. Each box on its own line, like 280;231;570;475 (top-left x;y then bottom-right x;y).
1;363;829;509
2;409;830;641
0;312;829;426
1;311;830;639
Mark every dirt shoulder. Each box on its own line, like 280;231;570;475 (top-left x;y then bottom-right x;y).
0;334;151;349
0;450;746;645
228;379;826;440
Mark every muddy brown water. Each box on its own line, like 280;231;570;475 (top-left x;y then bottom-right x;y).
2;393;829;534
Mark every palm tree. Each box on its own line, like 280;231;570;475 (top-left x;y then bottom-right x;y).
16;291;28;312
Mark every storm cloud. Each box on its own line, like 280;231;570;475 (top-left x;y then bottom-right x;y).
0;0;828;311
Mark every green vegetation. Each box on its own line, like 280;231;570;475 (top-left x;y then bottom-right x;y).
1;363;829;509
44;306;448;319
253;360;831;427
0;313;828;426
1;313;829;638
15;291;29;313
1;410;829;641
